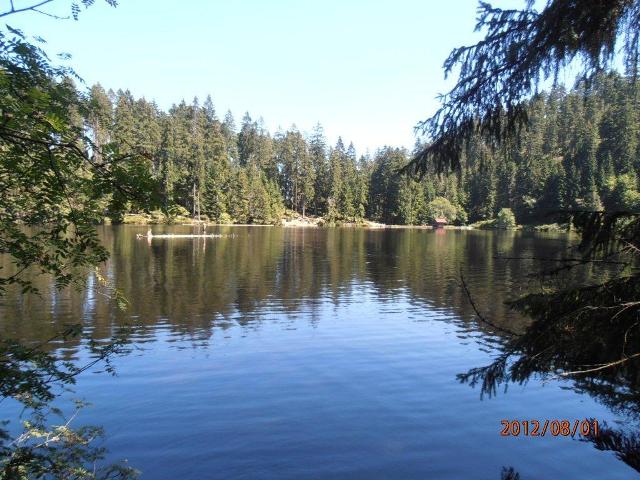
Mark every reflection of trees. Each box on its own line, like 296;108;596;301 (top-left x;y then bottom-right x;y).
582;421;640;473
457;255;640;474
0;226;579;356
4;226;639;473
492;420;640;476
500;467;520;480
458;273;640;415
459;333;640;475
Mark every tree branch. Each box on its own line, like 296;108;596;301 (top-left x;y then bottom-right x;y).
557;352;640;377
460;272;521;336
0;0;54;18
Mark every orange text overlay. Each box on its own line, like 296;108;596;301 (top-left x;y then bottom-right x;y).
500;419;599;438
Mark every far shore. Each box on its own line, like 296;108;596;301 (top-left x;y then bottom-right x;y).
113;213;568;232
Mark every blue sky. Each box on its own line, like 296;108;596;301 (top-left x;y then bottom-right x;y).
8;0;525;154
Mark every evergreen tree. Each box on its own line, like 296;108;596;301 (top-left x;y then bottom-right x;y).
10;62;640;228
112;89;136;153
222;110;239;164
397;176;426;224
326;139;346;222
86;83;112;163
308;123;329;215
202;98;230;222
238;112;259;168
189;97;206;219
133;98;162;175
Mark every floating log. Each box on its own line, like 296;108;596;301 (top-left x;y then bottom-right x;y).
136;234;223;238
136;232;233;239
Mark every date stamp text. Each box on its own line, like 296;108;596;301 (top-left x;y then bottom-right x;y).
500;419;599;437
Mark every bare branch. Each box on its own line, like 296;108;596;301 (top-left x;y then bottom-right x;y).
32;7;69;20
557;352;640;377
460;272;521;336
0;0;55;18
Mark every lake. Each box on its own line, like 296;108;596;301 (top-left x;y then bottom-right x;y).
0;226;637;479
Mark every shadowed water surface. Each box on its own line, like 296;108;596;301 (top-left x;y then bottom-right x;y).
0;226;637;479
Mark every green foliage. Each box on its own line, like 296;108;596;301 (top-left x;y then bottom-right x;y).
495;208;517;229
0;9;149;478
409;0;640;175
603;174;640;211
455;206;468;225
368;147;404;223
425;197;458;223
167;204;190;218
274;127;314;215
407;75;640;226
397;177;426;225
5;50;633;231
0;343;138;479
460;273;640;415
309;123;329;215
0;330;138;479
0;27;160;295
1;404;138;480
2;5;638;247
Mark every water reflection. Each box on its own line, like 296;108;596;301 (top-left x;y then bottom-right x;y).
1;226;637;479
0;226;575;352
457;241;640;475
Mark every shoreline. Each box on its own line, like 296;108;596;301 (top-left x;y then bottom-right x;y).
115;214;568;232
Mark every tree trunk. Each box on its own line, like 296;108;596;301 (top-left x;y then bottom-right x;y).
197;188;201;222
193;183;196;218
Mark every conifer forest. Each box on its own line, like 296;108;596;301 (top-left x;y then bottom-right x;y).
79;72;640;227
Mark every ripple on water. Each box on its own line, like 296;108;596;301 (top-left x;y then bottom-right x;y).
0;227;635;479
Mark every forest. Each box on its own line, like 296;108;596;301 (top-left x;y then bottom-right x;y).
79;71;640;227
63;71;640;227
2;0;640;478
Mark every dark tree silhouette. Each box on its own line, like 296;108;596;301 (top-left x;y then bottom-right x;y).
408;0;640;175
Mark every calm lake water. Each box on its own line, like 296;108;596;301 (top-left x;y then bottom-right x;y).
0;226;637;479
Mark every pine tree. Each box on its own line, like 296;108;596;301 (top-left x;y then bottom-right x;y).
308;123;328;215
326;139;346;222
228;168;250;223
354;154;371;219
238;112;259;168
11;62;640;229
201;97;230;222
86;83;112;163
133;98;162;175
339;142;358;220
297;133;315;217
368;147;405;224
276;127;313;215
397;176;426;225
112;89;136;154
222;110;239;164
164;101;192;210
255;121;277;180
203;95;218;122
187;98;207;219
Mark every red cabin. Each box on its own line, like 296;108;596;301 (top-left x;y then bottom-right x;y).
433;217;448;228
